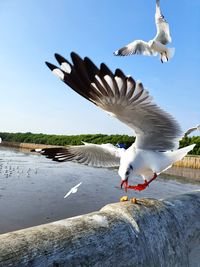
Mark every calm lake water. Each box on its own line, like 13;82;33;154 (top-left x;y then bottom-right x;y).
0;146;199;234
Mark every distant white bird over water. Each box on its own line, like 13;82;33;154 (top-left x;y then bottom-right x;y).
64;182;82;198
33;52;195;191
114;0;175;63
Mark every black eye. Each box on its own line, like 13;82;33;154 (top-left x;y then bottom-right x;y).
125;170;130;176
130;165;133;170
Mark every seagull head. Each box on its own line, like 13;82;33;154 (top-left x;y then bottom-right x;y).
119;164;133;191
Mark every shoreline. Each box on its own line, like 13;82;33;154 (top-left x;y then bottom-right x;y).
0;141;59;150
1;140;200;169
0;141;200;180
0;142;199;185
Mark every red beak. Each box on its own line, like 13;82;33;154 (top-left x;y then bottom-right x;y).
120;179;129;192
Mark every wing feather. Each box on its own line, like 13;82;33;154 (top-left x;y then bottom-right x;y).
34;144;123;167
114;40;157;57
46;52;182;150
154;0;172;44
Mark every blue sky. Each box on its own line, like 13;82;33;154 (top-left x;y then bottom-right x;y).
0;0;199;135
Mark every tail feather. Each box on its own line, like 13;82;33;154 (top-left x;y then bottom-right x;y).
170;144;196;163
166;47;175;61
160;47;175;63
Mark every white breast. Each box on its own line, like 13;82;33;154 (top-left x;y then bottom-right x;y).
151;41;167;53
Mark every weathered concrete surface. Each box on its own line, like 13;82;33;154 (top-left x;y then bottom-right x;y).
0;191;199;267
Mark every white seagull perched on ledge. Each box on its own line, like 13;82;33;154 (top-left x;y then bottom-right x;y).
34;52;195;191
114;0;175;63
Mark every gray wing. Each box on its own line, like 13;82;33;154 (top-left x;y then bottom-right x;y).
34;143;122;167
45;52;182;151
184;125;200;136
114;40;157;57
154;0;172;45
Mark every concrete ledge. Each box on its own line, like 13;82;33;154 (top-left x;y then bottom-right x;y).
0;191;200;267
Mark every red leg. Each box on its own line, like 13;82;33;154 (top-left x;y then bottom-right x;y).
128;173;158;191
120;180;129;192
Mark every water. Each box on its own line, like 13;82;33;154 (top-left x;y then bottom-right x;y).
0;146;199;234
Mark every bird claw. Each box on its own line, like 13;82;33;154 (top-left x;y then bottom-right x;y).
120;174;157;192
121;180;148;192
126;174;157;192
121;180;129;192
128;182;149;191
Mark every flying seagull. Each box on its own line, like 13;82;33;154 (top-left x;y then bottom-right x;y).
33;52;195;191
64;182;82;198
114;0;175;63
184;124;200;137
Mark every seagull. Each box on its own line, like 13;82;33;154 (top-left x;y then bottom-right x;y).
33;52;195;192
184;124;200;137
114;0;175;63
64;182;82;198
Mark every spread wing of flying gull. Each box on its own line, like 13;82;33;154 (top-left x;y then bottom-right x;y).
184;125;200;137
33;52;195;192
114;0;175;63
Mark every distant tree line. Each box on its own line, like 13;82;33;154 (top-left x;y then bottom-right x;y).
0;132;135;147
179;136;200;155
0;132;199;155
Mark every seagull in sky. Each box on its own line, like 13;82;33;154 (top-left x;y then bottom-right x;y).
64;182;82;198
114;0;175;63
184;125;200;137
33;52;195;192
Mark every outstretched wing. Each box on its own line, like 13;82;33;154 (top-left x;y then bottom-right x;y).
114;40;157;57
33;143;123;167
73;182;82;189
154;0;172;45
184;125;200;137
46;52;182;150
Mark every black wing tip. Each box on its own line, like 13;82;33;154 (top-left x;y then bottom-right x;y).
127;75;136;84
54;52;81;65
45;61;57;71
54;53;65;63
113;48;126;56
113;50;119;56
70;51;77;57
115;68;126;78
100;62;108;70
70;52;86;67
100;63;114;76
70;51;82;60
84;56;99;74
